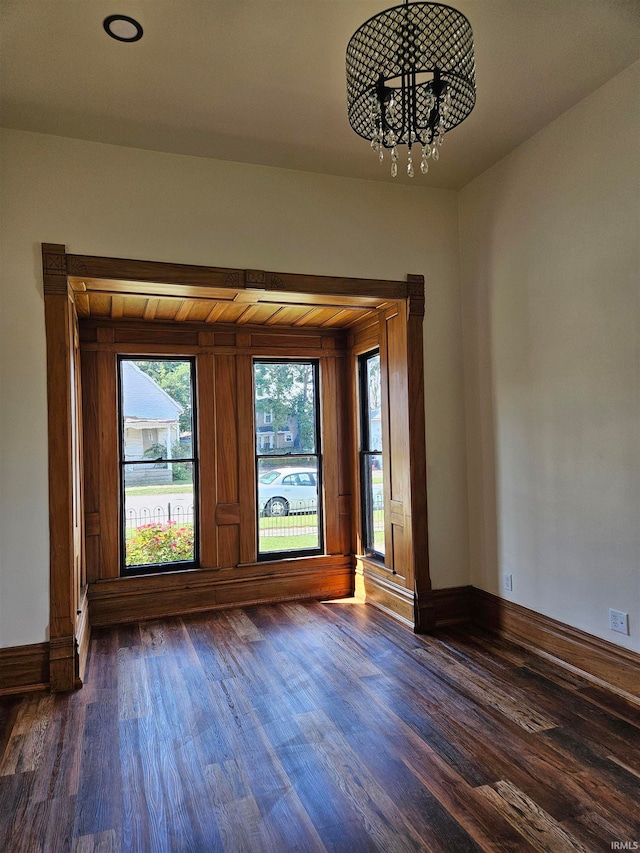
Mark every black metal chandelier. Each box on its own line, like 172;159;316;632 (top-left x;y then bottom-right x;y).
346;1;476;177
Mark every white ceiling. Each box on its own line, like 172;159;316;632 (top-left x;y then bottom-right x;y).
1;1;639;190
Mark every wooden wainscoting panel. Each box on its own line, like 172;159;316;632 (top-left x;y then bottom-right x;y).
474;589;640;700
88;556;354;626
215;355;240;567
76;589;91;686
215;503;241;525
0;643;50;696
406;275;430;628
320;356;341;554
197;353;218;567
354;559;414;628
96;350;119;580
236;355;257;565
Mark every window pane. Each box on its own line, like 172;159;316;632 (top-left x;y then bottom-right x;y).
121;359;193;461
360;350;385;559
124;465;195;567
257;457;320;554
365;354;382;452
364;454;385;556
254;362;316;455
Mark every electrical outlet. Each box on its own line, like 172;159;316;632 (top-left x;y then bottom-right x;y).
609;609;629;635
503;573;513;592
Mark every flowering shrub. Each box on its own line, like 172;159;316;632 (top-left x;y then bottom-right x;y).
126;522;194;566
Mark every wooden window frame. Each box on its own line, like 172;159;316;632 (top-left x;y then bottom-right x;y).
254;358;324;562
358;349;385;562
42;244;430;691
117;355;200;577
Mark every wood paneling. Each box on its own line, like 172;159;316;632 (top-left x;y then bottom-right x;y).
0;643;49;696
88;556;353;626
81;322;355;590
474;589;640;700
80;318;344;351
43;243;83;692
385;304;411;587
236;355;256;565
406;274;431;630
214;354;240;568
196;354;218;567
335;355;354;556
114;326;199;345
347;283;428;632
215;503;241;525
50;248;429;652
320;357;341;555
67;254;409;300
96;352;120;580
76;589;91;686
80;288;390;329
354;559;415;628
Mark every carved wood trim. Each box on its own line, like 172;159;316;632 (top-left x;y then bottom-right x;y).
42;243;69;296
407;273;425;318
65;253;410;299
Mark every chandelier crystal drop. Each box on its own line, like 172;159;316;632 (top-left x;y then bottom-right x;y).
346;0;476;178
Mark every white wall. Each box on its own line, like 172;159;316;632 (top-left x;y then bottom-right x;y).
0;128;468;647
459;62;640;651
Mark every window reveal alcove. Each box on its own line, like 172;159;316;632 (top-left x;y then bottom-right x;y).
42;244;430;691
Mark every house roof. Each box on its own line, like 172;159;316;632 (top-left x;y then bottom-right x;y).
122;361;183;422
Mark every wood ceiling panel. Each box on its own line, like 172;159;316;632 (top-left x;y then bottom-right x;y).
293;307;347;327
81;290;396;329
174;299;196;322
143;298;159;321
319;309;353;328
120;296;148;319
263;306;314;326
235;304;281;326
155;299;181;321
187;301;218;323
75;292;90;317
111;295;125;319
88;293;111;316
215;303;250;324
254;290;385;308
341;308;377;328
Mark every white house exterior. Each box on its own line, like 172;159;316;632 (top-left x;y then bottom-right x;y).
121;361;183;484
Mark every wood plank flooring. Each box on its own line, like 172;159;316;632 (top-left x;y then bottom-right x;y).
1;600;639;852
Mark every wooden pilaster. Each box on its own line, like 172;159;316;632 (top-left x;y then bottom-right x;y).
406;274;433;632
43;243;80;690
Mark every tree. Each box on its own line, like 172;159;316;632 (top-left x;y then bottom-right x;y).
137;360;192;433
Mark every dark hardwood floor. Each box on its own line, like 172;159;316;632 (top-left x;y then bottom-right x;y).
1;600;639;852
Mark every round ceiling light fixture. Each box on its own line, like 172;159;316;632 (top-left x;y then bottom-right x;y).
103;14;143;43
347;0;475;178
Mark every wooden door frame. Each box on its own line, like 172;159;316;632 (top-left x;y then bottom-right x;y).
42;244;430;690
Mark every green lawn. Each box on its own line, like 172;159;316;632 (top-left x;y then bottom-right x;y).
259;534;319;552
125;482;193;496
